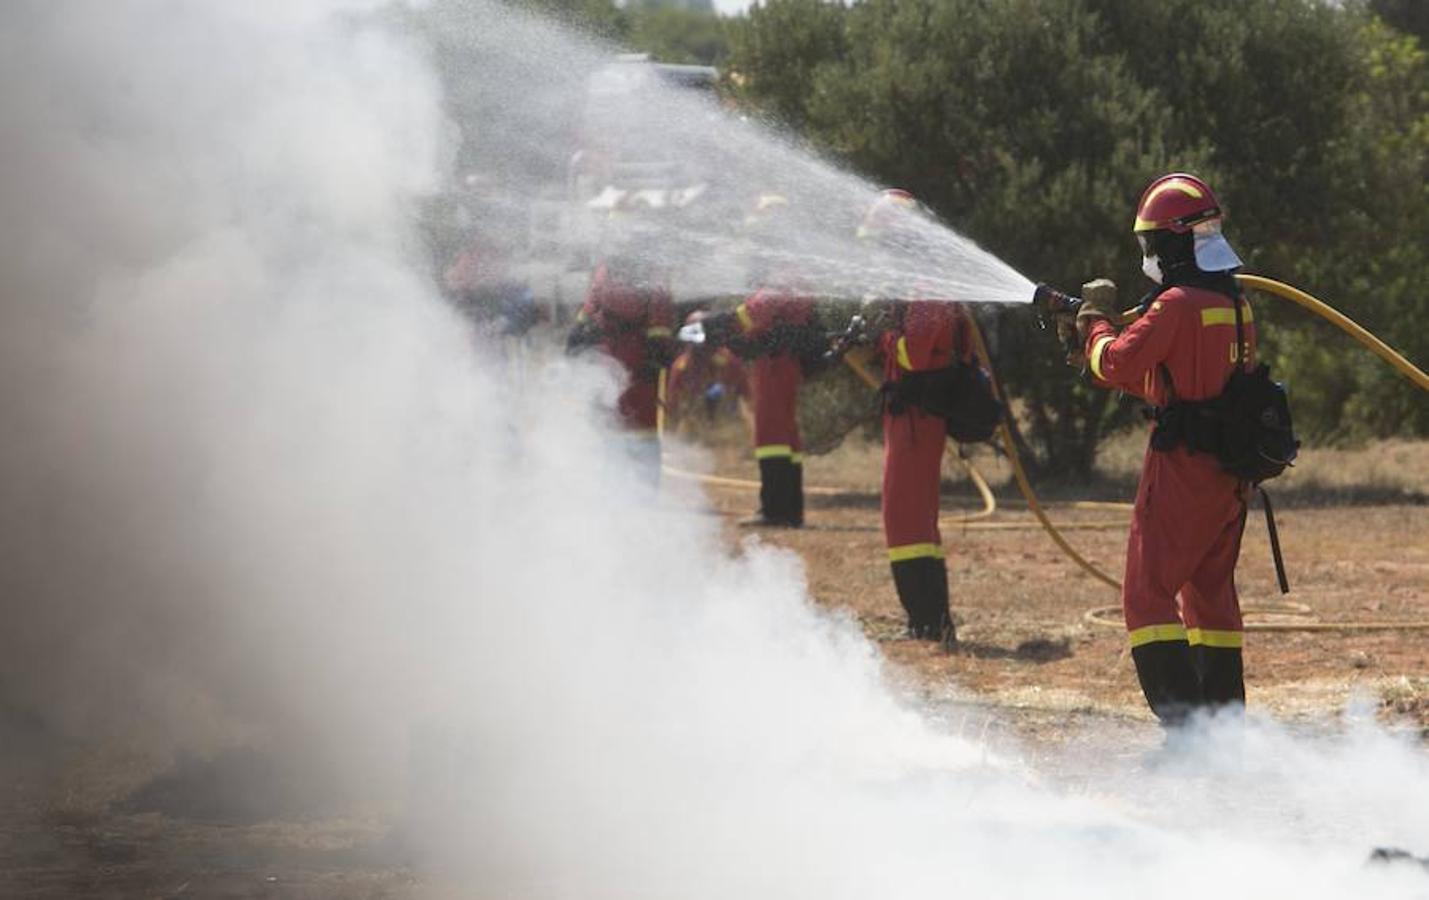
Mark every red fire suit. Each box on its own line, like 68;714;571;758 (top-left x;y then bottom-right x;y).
1084;284;1257;719
574;263;675;475
666;345;749;421
880;300;974;640
734;287;816;526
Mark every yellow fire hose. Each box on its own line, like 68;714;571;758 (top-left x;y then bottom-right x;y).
965;316;1125;590
1238;274;1429;391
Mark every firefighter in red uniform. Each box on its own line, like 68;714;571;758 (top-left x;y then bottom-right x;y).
567;251;676;478
861;190;976;647
699;282;820;526
1071;173;1254;724
666;311;750;427
696;195;825;527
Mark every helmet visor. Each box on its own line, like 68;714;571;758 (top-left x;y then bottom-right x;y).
1191;220;1242;272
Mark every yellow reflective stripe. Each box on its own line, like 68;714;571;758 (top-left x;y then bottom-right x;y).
1089;335;1114;381
888;543;944;562
1187;628;1244;649
1200;306;1253;327
735;304;754;332
1152;181;1203;201
1128;623;1188;648
790;453;803;465
754;444;793;459
646;326;672;337
896;336;913;370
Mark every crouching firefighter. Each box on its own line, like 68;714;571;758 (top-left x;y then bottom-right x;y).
1054;172;1297;726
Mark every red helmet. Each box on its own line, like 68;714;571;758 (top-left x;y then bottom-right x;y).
1132;173;1223;234
857;188;926;240
1133;173;1243;272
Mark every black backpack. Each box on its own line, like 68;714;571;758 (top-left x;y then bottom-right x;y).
881;361;1003;444
1151;292;1299;484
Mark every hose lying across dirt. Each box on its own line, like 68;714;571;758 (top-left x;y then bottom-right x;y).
1084;604;1429;633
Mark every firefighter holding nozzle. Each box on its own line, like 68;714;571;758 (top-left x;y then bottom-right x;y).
1041;173;1280;727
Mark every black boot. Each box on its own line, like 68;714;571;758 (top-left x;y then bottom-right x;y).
1131;639;1203;727
1192;644;1245;710
749;457;800;527
891;557;953;646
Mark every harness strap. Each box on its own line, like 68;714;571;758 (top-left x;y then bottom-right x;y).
1259;487;1290;594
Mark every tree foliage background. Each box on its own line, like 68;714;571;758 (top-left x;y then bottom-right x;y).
455;0;1426;475
721;0;1428;475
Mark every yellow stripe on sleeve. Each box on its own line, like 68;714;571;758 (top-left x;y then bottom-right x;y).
1089;335;1115;381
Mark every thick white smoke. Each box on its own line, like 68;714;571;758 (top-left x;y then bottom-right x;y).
1;2;1426;898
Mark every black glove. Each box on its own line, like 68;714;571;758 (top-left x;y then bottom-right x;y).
645;335;678;370
699;312;739;349
565;319;602;355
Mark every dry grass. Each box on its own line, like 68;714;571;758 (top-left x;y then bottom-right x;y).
1096;429;1429;503
674;418;1429;513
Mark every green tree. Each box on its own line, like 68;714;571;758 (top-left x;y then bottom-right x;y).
1310;16;1429;437
724;0;848;130
629;7;730;65
1370;0;1429;46
728;0;1429;474
733;0;1177;475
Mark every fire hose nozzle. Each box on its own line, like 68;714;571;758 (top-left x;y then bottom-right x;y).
1032;283;1082;323
1032;283;1085;361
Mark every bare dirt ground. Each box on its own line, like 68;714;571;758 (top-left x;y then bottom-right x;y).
681;430;1429;758
3;432;1425;897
